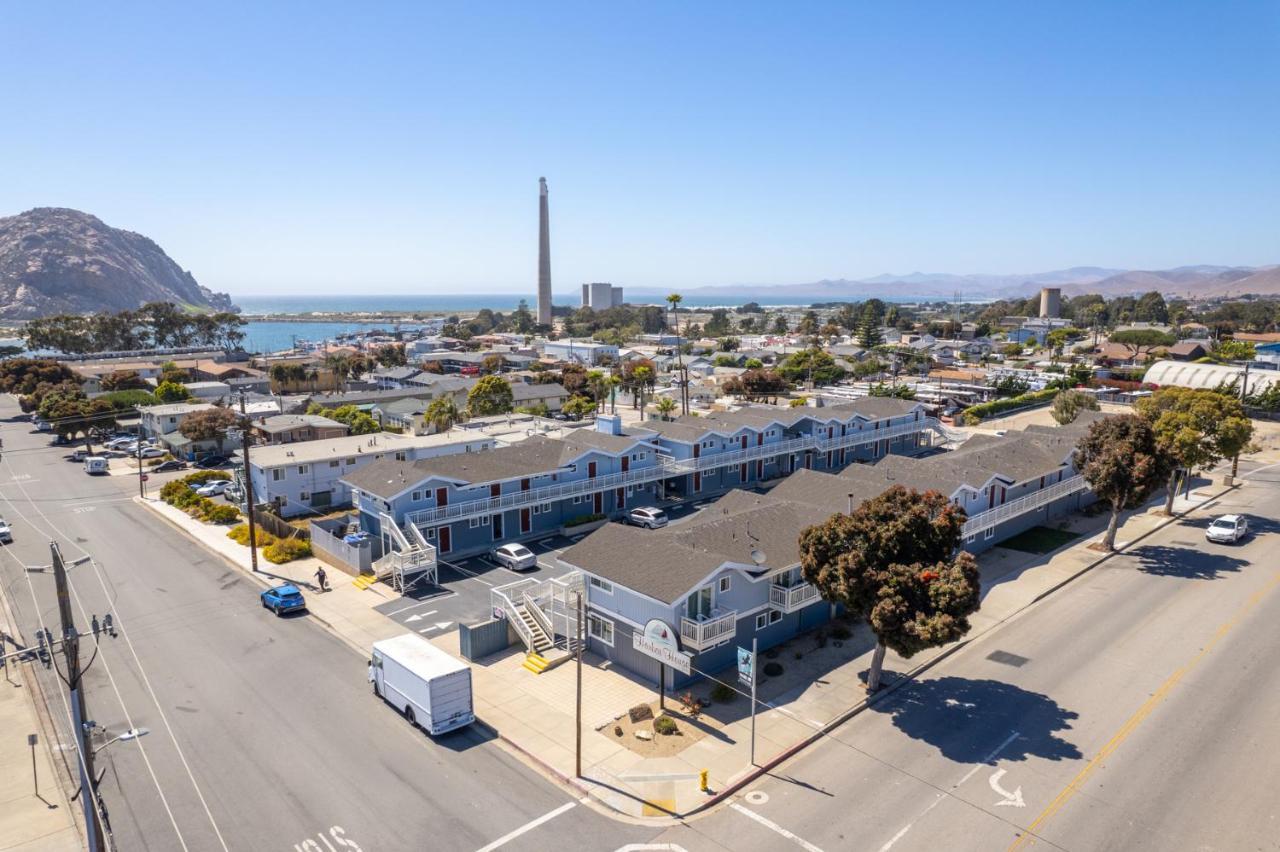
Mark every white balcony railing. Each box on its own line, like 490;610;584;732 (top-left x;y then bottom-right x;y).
400;417;943;528
680;609;738;650
961;474;1088;536
769;581;822;613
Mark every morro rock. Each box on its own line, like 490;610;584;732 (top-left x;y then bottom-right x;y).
0;207;235;320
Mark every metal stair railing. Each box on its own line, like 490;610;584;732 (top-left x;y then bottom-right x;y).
962;474;1088;536
491;580;539;652
522;589;554;647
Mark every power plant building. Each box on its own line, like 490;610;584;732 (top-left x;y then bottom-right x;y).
581;282;623;309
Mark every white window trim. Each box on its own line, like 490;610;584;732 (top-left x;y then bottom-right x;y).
541;502;551;513
588;576;613;594
984;527;995;540
587;613;615;647
469;518;480;528
768;609;782;624
755;612;768;630
718;576;731;594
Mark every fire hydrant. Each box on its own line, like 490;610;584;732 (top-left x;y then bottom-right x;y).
699;769;709;793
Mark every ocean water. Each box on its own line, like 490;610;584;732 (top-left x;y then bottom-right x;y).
235;294;548;315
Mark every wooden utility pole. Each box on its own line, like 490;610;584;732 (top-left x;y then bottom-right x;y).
239;393;260;573
51;542;104;851
136;441;145;499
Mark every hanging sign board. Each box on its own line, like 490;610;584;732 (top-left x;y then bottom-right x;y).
632;618;692;675
737;646;754;687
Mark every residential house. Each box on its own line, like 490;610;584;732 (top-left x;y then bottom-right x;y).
1167;340;1209;361
512;381;569;413
235;431;496;519
542;340;619;366
140;402;215;439
252;414;349;445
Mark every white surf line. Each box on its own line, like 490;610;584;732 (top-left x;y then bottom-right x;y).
2;464;227;850
474;801;577;852
731;802;825;852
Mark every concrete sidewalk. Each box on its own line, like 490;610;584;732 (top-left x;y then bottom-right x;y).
0;595;83;851
138;474;1236;821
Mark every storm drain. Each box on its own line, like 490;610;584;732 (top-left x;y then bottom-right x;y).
986;650;1030;667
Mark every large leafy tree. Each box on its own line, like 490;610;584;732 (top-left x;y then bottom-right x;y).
100;370;148;392
46;397;116;448
0;359;78;396
1051;389;1099;425
179;406;240;455
777;348;846;386
1108;328;1175;362
466;375;515;417
799;486;980;692
857;303;884;348
154;381;192;403
1136;388;1253;513
1075;414;1171;550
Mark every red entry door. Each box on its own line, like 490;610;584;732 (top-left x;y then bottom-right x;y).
520;508;531;533
740;435;748;449
490;484;500;498
438;527;451;553
588;462;597;478
621;455;629;472
616;487;624;509
593;492;603;513
435;488;448;506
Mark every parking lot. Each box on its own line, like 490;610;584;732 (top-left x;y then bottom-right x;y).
373;532;583;636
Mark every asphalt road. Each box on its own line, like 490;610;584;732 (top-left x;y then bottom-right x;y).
640;469;1280;852
0;403;676;852
6;395;1280;852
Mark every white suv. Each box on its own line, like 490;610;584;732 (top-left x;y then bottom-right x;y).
627;507;668;529
1206;514;1248;544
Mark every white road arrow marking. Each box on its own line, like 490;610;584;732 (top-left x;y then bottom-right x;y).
989;769;1025;807
405;613;423;623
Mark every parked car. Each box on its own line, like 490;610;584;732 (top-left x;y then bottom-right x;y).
153;459;189;472
627;507;668;529
105;437;134;450
70;448;90;462
1206;514;1248;544
197;454;230;468
0;517;12;544
138;447;166;459
83;457;110;475
195;479;232;497
491;543;537;571
260;584;306;615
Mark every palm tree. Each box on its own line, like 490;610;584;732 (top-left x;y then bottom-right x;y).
425;396;464;434
655;397;677;421
666;293;685;415
608;372;621;414
587;370;607;412
631;365;653;416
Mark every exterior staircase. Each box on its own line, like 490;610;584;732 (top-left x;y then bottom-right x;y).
352;573;378;590
522;649;571;675
513;602;553;654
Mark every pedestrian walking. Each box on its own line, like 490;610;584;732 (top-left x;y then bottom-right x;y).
315;566;328;592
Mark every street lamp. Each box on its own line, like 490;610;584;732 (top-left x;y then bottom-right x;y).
92;726;150;755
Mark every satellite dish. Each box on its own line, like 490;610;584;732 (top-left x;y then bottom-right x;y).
750;547;767;566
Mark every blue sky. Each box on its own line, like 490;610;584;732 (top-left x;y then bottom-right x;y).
2;2;1277;296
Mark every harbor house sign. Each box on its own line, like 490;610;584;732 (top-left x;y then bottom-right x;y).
632;618;692;675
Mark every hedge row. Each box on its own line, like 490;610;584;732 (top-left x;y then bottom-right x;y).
159;476;240;524
961;388;1060;425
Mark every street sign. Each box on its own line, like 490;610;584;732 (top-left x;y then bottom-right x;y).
737;646;754;686
632;618;692;675
140;474;149;482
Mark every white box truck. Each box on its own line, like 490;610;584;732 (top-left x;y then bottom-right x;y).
83;456;109;475
369;633;474;736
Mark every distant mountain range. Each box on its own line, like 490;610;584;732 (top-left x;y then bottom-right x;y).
630;264;1280;303
0;207;235;320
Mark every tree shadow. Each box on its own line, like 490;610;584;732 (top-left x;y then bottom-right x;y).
867;675;1081;763
1128;544;1247;580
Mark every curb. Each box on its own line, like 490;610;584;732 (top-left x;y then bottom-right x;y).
673;483;1237;820
134;497;370;658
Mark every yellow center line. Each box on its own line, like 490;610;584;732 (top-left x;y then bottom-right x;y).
1007;569;1280;850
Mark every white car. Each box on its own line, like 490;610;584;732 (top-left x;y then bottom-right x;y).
138;447;166;459
195;480;233;497
492;543;537;571
105;437;134;450
627;507;669;529
0;517;12;544
1206;514;1248;544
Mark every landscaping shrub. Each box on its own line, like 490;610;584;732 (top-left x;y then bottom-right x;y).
263;537;312;564
676;691;705;718
203;504;240;524
186;496;217;519
763;661;784;678
961;388;1059;425
563;513;605;528
710;682;735;703
159;480;190;504
652;715;678;736
227;523;276;548
184;470;234;485
830;624;852;641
